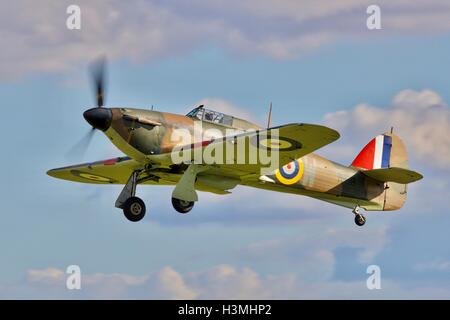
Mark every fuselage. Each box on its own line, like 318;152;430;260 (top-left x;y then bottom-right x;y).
98;107;406;211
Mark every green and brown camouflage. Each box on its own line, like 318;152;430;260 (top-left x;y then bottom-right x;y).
260;133;411;211
48;105;422;213
104;107;261;161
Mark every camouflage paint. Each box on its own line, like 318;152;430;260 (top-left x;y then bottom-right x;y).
264;133;409;211
49;107;415;212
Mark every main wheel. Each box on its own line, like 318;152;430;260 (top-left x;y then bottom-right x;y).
123;197;146;222
172;197;194;214
354;214;366;226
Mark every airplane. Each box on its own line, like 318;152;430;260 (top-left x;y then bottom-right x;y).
47;60;423;226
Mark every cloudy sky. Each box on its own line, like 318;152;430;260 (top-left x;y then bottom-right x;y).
1;0;450;299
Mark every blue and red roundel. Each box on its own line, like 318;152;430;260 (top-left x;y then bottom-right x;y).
275;160;304;185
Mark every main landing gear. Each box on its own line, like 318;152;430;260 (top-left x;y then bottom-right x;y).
172;197;194;214
115;171;146;222
353;206;366;226
170;164;206;215
115;166;200;222
123;197;146;222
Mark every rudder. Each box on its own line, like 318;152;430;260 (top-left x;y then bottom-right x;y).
351;133;415;211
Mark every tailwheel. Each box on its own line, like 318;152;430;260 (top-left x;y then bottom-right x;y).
354;214;366;226
123;196;146;222
352;205;366;226
172;197;194;214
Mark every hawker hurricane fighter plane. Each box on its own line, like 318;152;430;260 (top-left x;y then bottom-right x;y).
48;60;423;226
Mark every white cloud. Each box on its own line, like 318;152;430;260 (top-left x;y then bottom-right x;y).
151;267;198;299
3;0;450;80
324;89;450;169
1;265;289;299
5;262;450;299
27;268;65;284
188;265;275;299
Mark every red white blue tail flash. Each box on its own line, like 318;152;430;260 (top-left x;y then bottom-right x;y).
351;135;392;170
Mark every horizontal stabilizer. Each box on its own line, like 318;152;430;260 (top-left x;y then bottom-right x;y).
362;167;423;184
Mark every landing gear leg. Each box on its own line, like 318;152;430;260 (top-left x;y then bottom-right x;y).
115;170;146;222
352;206;366;226
171;164;207;214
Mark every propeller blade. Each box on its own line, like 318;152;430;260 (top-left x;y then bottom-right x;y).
65;128;96;161
90;56;107;107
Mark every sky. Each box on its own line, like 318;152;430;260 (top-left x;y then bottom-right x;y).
1;0;450;299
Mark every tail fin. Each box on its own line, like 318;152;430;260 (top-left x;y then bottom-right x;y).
351;133;422;211
351;134;396;170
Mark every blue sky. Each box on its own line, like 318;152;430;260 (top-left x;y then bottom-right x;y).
1;0;450;298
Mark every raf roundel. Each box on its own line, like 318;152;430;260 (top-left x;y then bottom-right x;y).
275;159;304;185
259;138;293;150
70;170;115;183
254;136;302;151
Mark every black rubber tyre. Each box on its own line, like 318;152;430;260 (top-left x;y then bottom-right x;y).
354;214;366;226
123;197;146;222
172;197;194;214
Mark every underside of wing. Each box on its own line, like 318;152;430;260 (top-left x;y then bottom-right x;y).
47;156;174;185
47;157;231;194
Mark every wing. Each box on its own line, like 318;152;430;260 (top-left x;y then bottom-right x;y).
48;123;339;193
47;156;177;185
252;123;340;167
180;123;340;179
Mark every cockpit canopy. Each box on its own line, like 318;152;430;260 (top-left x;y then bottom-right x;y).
186;105;262;130
186;105;233;126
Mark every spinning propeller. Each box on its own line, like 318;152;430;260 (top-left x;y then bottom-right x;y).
66;57;112;160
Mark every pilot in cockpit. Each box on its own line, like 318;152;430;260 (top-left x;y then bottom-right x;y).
204;111;214;121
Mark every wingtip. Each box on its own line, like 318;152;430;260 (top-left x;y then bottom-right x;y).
46;169;57;178
416;172;424;181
